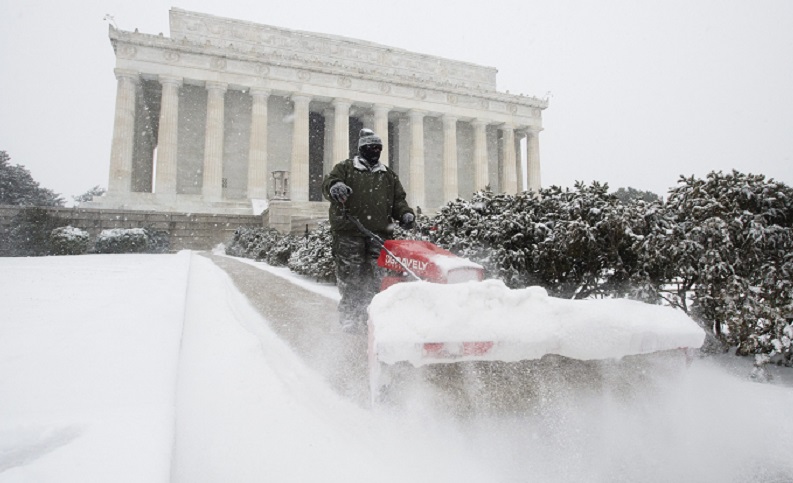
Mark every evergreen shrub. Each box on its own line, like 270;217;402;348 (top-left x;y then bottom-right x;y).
94;228;149;254
49;226;90;255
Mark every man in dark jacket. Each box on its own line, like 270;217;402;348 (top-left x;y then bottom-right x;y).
322;128;415;333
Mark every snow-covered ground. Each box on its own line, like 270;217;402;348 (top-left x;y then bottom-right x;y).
2;252;793;482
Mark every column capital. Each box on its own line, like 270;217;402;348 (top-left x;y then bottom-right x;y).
442;114;459;126
205;81;228;92
158;74;183;87
290;94;312;105
332;98;352;108
373;104;393;114
250;87;271;98
472;118;490;128
500;123;515;133
113;68;139;82
526;125;544;134
408;109;427;120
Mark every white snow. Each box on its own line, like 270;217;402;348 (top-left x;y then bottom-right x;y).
369;280;706;366
428;251;484;275
97;227;147;240
0;253;190;481
2;252;793;482
250;198;269;215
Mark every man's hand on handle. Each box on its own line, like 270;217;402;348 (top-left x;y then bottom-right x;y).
329;182;353;203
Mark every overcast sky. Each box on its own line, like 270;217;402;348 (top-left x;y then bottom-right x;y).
1;0;791;201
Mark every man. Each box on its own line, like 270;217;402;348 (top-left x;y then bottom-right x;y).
322;128;415;333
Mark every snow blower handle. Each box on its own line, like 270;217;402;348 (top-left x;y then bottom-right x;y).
340;203;422;282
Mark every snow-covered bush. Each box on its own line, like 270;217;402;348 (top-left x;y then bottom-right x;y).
94;228;149;254
49;226;90;255
224;171;793;366
142;226;170;254
288;222;336;282
424;183;649;299
225;226;295;266
636;171;793;364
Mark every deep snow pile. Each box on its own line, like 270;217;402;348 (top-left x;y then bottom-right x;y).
0;252;191;481
2;252;793;483
369;280;705;366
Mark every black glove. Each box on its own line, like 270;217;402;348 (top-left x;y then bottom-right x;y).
329;182;352;203
400;212;415;230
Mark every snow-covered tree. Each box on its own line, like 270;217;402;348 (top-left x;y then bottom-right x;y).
0;151;64;207
73;185;106;204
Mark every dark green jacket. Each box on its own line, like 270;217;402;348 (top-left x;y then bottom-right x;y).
322;156;414;237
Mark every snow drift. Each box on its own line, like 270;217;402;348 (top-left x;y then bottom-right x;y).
369;279;706;366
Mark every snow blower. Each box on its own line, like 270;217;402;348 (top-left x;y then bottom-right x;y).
344;211;706;409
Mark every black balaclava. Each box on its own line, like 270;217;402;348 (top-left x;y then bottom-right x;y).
357;129;383;165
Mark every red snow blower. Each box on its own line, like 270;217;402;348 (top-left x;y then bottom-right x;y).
344;209;705;409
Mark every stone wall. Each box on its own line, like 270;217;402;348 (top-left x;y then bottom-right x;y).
265;200;330;235
0;205;265;254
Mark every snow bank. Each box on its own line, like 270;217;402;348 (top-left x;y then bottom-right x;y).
369;279;706;366
0;253;191;482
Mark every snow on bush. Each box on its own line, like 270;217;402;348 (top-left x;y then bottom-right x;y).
226;226;295;266
288;221;335;282
225;171;793;365
49;225;90;255
632;171;793;365
94;228;149;254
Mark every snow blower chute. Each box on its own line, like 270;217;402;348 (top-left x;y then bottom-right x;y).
345;212;707;407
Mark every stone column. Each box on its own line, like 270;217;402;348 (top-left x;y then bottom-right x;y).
515;130;526;193
247;88;270;200
290;94;311;201
202;81;227;201
107;69;138;195
363;113;374;131
373;104;391;166
322;108;335;174
408;109;426;209
526;126;543;192
442;115;459;203
155;75;182;195
472;119;489;192
501;124;517;195
332;98;351;163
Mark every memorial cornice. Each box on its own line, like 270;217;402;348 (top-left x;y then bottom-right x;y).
109;14;546;129
168;9;496;89
109;23;548;113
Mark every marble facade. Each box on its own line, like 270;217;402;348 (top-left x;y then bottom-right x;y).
98;8;547;217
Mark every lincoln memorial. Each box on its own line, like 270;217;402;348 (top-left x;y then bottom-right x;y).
95;8;547;232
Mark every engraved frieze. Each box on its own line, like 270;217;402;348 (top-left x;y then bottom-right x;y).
256;64;270;76
118;45;137;59
210;58;227;70
337;76;352;88
163;51;180;63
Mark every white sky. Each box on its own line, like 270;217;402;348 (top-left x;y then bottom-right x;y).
1;0;792;200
